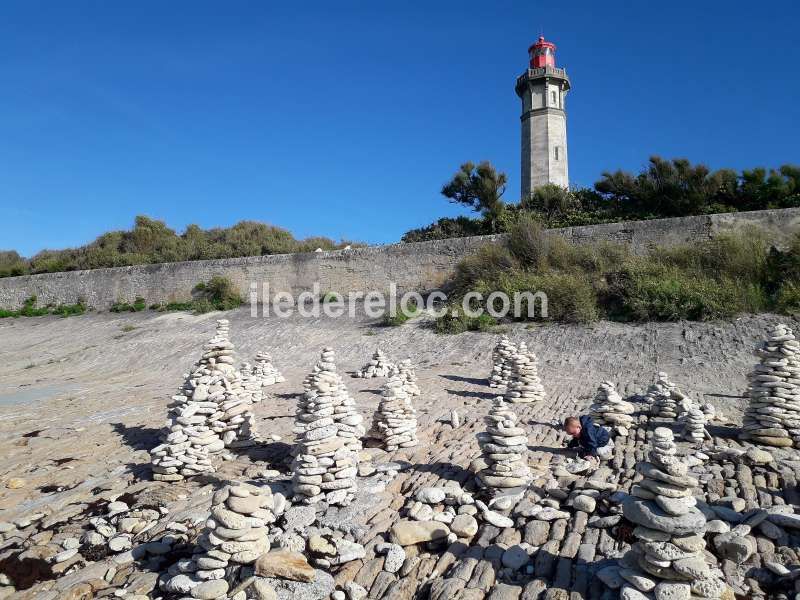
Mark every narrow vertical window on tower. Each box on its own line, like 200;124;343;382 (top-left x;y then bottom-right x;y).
551;91;557;106
554;147;560;161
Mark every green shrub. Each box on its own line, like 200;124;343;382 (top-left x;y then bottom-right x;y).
481;270;599;323
610;263;767;321
434;311;497;334
52;301;86;318
776;282;800;314
507;213;549;269
194;276;243;311
382;299;418;326
452;245;516;294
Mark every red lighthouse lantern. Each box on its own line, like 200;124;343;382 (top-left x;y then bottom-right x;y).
529;36;556;69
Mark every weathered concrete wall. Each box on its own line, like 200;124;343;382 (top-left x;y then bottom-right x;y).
1;208;798;310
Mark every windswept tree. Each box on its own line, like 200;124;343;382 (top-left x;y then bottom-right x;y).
442;161;508;232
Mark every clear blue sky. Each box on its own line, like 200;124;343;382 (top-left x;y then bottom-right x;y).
2;1;798;256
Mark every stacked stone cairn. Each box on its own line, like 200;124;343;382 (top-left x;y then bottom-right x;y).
647;371;679;418
292;347;362;505
503;341;546;404
742;323;800;448
253;351;285;386
355;348;398;378
476;397;531;492
678;397;708;445
488;335;517;389
238;362;263;404
200;320;258;449
589;380;635;436
150;323;236;481
620;427;728;599
162;482;274;599
374;374;419;451
397;358;420;397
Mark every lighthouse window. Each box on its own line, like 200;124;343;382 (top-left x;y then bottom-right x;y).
551;91;557;105
554;147;560;160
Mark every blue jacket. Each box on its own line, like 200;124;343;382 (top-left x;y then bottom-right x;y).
567;415;610;457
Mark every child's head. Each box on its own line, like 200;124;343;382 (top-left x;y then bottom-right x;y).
564;416;581;438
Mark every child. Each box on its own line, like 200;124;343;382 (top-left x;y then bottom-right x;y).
563;415;614;461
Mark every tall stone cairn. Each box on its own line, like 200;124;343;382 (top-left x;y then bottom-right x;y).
589;381;635;436
476;397;531;491
162;482;274;598
397;358;420;397
741;323;800;448
503;341;546;404
488;336;517;389
292;347;362;506
620;427;728;599
149;324;234;481
253;351;285;386
647;372;679;418
355;348;398;378
202;320;258;449
374;374;419;451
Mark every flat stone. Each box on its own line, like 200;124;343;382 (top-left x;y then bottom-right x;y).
254;550;316;582
191;580;229;599
623;497;706;535
451;514;479;538
654;581;690;600
390;520;451;546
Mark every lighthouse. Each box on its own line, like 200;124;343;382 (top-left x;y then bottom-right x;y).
515;36;571;198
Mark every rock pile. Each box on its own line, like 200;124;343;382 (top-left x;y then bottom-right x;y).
397;358;420;397
239;362;263;404
150;322;242;481
253;351;285;386
476;397;531;492
488;336;517;389
292;347;362;505
374;374;419;451
355;349;397;378
503;342;546;404
589;381;635;435
742;323;800;448
679;398;708;444
161;482;274;599
201;320;257;449
620;427;728;599
647;371;679;418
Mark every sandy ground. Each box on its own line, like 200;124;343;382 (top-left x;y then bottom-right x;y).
0;308;797;598
0;308;787;517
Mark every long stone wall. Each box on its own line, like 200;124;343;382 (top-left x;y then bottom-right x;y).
1;207;799;310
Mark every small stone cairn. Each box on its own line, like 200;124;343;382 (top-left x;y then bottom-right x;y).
488;336;517;389
742;323;800;448
503;341;545;404
238;362;263;404
292;347;362;505
162;482;274;599
150;323;238;481
355;348;398;378
620;427;728;599
374;374;419;451
202;320;258;449
476;397;531;492
589;381;635;436
253;351;285;386
647;371;679;418
397;358;420;397
678;397;708;445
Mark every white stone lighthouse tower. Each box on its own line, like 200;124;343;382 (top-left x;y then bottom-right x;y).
515;36;571;198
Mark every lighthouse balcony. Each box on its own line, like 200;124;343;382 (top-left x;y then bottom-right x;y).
516;66;569;85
